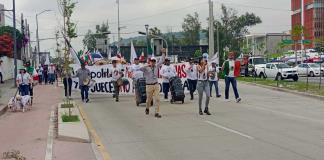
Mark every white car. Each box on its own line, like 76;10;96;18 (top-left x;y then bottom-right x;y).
256;63;299;81
295;63;324;77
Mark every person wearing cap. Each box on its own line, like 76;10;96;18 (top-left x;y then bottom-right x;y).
222;51;241;103
109;60;124;102
209;61;221;98
0;60;4;83
140;48;166;118
16;68;32;96
73;63;91;103
160;57;176;100
185;58;198;100
129;58;144;100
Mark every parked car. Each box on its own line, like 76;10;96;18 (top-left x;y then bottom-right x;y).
256;62;299;81
295;63;324;77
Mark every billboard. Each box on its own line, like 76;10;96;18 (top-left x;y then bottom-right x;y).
0;4;4;26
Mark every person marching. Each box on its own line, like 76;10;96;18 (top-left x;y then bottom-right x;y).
129;58;144;101
73;63;91;103
16;68;32;96
110;60;123;102
0;59;4;83
140;49;166;118
62;67;73;99
160;58;176;100
209;61;221;98
37;65;43;84
197;58;211;115
222;51;241;103
185;58;198;100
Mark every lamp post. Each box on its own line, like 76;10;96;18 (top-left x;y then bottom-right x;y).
36;9;51;67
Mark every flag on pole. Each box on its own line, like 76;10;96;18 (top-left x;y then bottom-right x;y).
62;33;81;65
130;41;137;63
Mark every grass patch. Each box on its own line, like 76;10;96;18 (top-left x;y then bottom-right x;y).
61;103;74;108
61;115;79;122
237;77;324;96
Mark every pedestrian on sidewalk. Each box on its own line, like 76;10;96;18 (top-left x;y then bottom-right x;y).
0;59;4;83
16;68;32;96
43;65;48;84
160;58;176;100
73;63;91;103
197;58;211;115
48;64;55;84
62;67;73;98
140;48;166;118
110;60;123;102
222;51;241;103
209;61;221;98
37;65;43;84
185;58;198;100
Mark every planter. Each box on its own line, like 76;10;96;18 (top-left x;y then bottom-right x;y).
57;102;90;143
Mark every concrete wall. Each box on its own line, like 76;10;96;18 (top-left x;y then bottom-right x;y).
0;56;24;81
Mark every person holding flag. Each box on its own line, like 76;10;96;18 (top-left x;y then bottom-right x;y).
222;51;241;103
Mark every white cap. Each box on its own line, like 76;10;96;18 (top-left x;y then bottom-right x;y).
150;57;157;61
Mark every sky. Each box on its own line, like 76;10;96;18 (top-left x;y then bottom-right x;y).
1;0;291;57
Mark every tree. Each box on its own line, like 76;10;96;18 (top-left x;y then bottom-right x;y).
291;25;306;65
149;27;162;36
182;12;201;45
208;5;261;64
83;22;109;51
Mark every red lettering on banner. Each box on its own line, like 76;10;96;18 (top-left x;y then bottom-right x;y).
174;64;187;78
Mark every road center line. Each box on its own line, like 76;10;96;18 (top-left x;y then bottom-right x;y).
205;120;255;140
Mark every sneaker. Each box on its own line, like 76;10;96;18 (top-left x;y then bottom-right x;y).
236;98;241;103
155;113;162;118
199;110;203;115
86;99;89;103
116;99;119;102
145;108;149;115
216;95;221;98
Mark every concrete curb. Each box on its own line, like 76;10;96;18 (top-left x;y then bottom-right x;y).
57;102;91;143
239;81;324;101
0;105;8;117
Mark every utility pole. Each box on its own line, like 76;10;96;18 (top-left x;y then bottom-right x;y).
301;0;305;50
117;0;120;53
208;0;215;58
13;0;17;87
145;24;149;55
216;22;220;64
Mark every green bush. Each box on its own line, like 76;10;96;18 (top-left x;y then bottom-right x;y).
62;115;79;122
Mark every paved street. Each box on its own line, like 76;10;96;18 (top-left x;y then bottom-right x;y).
77;82;324;160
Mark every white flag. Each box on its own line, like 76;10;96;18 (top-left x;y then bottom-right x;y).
130;41;137;63
70;49;81;65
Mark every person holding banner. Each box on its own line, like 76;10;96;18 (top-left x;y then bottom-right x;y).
140;48;166;118
185;58;198;100
222;51;241;103
197;58;211;115
129;58;144;99
209;61;221;98
74;63;91;103
110;60;124;102
160;58;176;100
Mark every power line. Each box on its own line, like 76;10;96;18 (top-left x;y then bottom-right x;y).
213;0;291;12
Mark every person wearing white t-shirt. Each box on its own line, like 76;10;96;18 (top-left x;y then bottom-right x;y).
0;60;4;83
185;58;198;100
197;59;211;115
160;58;176;100
208;61;221;98
110;60;124;102
129;58;144;100
16;68;32;96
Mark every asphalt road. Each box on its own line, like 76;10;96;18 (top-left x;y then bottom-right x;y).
76;82;324;160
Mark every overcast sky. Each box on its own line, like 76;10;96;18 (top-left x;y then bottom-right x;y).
2;0;291;56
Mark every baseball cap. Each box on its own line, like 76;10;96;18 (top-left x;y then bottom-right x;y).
150;57;157;61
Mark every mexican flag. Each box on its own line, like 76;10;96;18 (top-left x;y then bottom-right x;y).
223;60;241;77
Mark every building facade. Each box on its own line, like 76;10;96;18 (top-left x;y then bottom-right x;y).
291;0;324;49
0;4;5;26
245;33;292;56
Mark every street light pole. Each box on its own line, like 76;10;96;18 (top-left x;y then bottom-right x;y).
117;0;120;52
35;10;51;67
145;24;149;55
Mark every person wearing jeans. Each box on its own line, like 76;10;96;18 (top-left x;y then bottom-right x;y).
63;68;73;98
209;61;221;98
73;63;90;103
197;59;211;115
222;52;241;103
16;68;32;96
185;58;198;100
110;60;123;102
0;60;4;83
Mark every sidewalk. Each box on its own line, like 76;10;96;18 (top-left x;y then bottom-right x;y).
0;79;17;116
0;84;96;160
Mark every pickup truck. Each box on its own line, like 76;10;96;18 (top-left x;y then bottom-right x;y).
255;62;299;81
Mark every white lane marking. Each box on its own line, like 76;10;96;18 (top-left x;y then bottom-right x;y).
45;111;54;160
249;106;324;124
205;120;254;140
